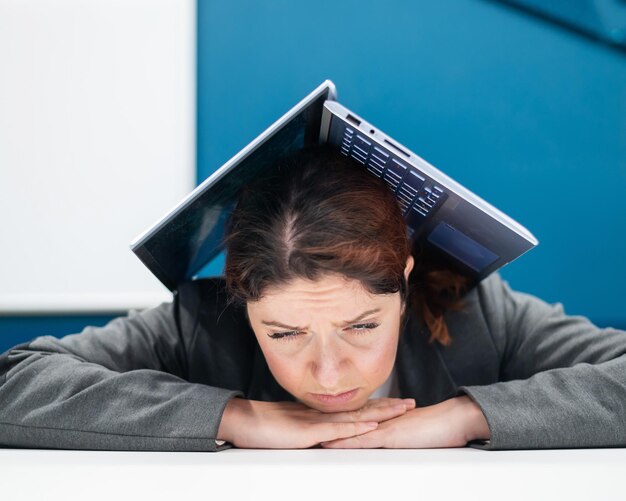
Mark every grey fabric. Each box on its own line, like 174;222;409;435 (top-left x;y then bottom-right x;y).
0;282;245;452
453;274;626;450
0;273;624;451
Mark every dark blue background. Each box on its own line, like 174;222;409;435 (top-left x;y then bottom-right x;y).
2;0;624;353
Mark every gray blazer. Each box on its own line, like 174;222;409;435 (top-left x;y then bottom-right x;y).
1;272;625;451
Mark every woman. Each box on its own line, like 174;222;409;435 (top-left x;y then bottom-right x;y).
1;144;624;451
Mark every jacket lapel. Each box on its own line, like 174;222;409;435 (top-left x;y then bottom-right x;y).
434;290;501;388
395;309;459;407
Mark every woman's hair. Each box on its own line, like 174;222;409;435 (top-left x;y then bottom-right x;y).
222;144;471;346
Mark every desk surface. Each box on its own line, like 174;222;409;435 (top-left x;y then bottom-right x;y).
1;447;625;500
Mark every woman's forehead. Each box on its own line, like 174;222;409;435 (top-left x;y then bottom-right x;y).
258;274;372;302
248;274;397;317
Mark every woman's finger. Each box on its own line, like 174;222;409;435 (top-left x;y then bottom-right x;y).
321;428;383;449
364;397;415;409
314;401;414;424
357;402;414;422
316;420;381;444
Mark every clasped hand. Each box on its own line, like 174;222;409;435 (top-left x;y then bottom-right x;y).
218;395;482;449
320;396;476;449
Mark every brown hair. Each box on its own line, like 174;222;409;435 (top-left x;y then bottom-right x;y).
222;144;471;346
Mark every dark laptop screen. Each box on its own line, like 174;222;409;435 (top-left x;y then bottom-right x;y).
132;91;329;291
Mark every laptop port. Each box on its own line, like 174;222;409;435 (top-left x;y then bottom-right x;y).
345;114;361;127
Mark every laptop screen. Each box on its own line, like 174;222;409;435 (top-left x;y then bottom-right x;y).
131;90;329;291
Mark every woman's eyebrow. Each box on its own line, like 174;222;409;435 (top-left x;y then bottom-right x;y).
261;308;382;330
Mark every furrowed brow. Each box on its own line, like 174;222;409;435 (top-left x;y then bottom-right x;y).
261;307;381;330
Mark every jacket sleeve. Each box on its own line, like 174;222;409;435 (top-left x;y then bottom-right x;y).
456;273;626;450
0;283;244;452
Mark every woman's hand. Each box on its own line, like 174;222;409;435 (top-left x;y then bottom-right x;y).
319;395;490;449
217;397;416;449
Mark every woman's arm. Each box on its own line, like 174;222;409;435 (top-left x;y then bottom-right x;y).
456;273;626;450
0;283;244;452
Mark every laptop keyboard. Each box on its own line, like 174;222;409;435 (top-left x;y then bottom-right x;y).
335;123;447;237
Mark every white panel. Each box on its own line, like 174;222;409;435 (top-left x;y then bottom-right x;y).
0;0;195;313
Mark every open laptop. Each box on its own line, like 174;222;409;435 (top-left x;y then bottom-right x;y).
130;79;538;292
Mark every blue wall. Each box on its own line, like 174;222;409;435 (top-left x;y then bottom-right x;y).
197;0;626;329
2;0;625;353
0;315;119;354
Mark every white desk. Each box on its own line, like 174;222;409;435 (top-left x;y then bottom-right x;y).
1;447;624;500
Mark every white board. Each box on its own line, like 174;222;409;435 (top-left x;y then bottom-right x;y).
0;0;195;314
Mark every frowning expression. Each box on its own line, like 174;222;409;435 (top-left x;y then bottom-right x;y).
246;256;413;412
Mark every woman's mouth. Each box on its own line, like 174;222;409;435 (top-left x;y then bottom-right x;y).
310;388;358;404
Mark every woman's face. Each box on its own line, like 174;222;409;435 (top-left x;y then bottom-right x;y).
246;256;414;412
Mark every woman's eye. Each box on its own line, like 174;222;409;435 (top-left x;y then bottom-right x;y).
268;331;301;341
267;323;379;342
349;322;379;334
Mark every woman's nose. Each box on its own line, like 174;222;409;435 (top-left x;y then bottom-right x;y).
310;341;346;390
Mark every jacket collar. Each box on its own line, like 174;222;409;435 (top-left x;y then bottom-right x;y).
394;308;459;406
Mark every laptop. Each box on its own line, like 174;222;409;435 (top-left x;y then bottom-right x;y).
130;79;538;292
